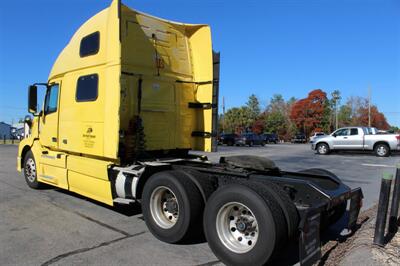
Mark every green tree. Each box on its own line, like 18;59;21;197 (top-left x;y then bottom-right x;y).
264;111;286;134
389;126;400;133
321;100;332;133
246;94;261;121
262;94;296;141
224;106;253;133
338;105;352;127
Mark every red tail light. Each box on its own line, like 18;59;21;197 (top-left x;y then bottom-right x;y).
396;135;400;140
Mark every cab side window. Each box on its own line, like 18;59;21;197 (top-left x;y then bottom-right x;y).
80;32;100;57
335;128;349;136
76;74;98;102
350;128;359;135
44;84;59;114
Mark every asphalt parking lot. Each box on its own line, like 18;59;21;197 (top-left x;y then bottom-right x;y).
0;144;399;265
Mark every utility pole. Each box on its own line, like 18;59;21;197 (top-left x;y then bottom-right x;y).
222;96;225;133
331;91;340;130
368;85;371;127
335;101;338;130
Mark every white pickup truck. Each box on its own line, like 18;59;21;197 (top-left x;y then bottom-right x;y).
311;126;400;157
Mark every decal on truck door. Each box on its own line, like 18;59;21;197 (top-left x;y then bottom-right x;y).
83;125;96;149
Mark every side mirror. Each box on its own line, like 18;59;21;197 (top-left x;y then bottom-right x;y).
332;133;336;137
28;85;38;114
24;115;32;127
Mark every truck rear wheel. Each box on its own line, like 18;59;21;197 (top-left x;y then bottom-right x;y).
142;170;204;243
374;143;390;157
23;150;43;189
203;183;287;266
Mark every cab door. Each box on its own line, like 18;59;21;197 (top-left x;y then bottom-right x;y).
345;128;364;149
37;81;68;189
331;128;350;149
39;82;60;148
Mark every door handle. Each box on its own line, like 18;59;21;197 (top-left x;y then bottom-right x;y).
343;137;348;139
62;139;68;144
52;137;57;142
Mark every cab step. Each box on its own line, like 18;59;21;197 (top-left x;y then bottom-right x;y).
113;198;135;204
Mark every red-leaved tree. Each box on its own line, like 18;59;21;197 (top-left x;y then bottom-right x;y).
356;105;390;130
290;89;328;136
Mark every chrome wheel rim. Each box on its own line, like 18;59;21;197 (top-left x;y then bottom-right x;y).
150;186;179;229
377;146;387;156
25;158;36;183
216;202;259;254
318;145;327;154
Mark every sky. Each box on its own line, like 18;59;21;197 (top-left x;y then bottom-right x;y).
0;0;399;126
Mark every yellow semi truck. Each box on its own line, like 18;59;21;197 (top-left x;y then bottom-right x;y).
18;1;363;265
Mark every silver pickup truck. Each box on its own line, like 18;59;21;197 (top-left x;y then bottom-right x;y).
311;126;400;157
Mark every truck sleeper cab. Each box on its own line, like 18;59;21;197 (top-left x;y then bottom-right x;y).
18;1;362;265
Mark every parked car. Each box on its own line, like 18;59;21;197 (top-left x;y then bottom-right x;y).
309;132;326;142
236;133;265;146
291;133;307;143
311;126;400;157
218;133;239;146
263;133;279;144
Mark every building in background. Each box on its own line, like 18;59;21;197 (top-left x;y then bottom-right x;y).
0;122;11;139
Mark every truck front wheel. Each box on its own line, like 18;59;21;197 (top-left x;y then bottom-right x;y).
23;150;43;189
203;183;287;266
316;143;330;155
142;170;204;243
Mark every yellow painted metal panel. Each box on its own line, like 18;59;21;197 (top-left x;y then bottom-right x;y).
68;171;113;206
58;68;105;156
38;165;68;190
67;155;111;181
103;65;120;159
17;137;35;172
39;111;59;149
33;0;214;169
49;0;120;160
40;150;66;168
39;150;68;190
120;4;213;153
187;26;213;82
66;154;113;205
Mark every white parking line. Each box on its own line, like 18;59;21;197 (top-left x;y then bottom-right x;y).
362;163;395;168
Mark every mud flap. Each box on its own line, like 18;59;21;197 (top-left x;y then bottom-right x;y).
299;207;322;266
348;188;364;230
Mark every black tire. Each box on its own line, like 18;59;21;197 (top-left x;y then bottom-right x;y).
316;143;330;155
374;143;390;157
251;179;299;240
249;141;254;147
203;182;287;266
142;170;204;243
227;140;234;146
299;168;347;227
23;150;43;189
